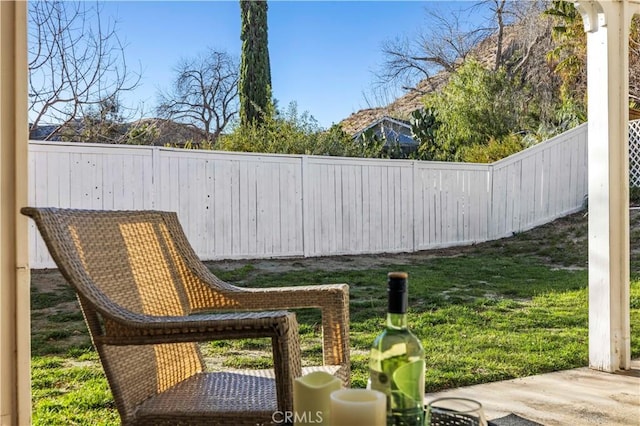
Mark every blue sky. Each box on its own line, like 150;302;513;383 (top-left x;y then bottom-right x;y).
98;1;478;129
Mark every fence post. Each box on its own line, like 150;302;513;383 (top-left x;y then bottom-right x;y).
301;155;310;257
411;160;417;253
488;162;495;240
151;146;161;209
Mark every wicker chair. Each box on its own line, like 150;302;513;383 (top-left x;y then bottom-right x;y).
22;207;350;426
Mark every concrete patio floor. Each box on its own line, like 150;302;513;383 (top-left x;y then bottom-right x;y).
424;359;640;426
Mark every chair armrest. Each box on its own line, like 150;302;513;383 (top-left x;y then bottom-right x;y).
177;254;350;383
213;284;350;371
221;284;349;309
97;309;297;345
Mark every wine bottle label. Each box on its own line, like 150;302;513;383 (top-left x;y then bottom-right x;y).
368;369;391;395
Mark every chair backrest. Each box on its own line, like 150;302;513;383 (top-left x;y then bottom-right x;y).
22;207;208;422
28;208;195;315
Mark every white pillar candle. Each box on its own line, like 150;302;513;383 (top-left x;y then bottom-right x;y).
329;389;386;426
293;371;342;426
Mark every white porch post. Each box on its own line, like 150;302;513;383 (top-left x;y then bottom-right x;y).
575;0;640;372
0;1;30;425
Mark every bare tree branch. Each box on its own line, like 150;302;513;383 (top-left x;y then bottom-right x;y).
28;1;141;141
374;6;493;94
157;49;239;144
373;0;553;103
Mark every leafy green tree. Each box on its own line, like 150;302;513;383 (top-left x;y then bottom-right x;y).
239;0;272;126
218;101;354;156
423;60;523;161
544;0;586;124
544;2;640;125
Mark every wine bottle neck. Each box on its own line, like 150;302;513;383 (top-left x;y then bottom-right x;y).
386;312;408;330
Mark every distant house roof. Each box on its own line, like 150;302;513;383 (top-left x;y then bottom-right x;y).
353;116;416;146
29;124;61;140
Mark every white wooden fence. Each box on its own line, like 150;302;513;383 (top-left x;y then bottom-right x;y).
28;123;588;268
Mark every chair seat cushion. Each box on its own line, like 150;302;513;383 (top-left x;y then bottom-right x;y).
133;366;343;426
134;371;277;425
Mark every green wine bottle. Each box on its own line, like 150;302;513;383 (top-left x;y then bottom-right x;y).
368;272;425;426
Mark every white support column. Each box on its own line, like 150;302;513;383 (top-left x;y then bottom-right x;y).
0;1;30;425
575;0;640;372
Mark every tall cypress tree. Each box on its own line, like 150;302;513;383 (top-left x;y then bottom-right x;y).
239;0;271;126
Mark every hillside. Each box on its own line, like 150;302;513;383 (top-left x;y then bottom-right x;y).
339;73;450;135
339;10;639;136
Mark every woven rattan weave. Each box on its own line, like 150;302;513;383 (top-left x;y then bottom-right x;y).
23;207;350;426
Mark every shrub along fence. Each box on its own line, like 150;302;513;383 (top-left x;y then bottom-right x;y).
28;124;588;268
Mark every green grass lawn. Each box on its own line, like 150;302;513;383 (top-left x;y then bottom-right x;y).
30;210;640;425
